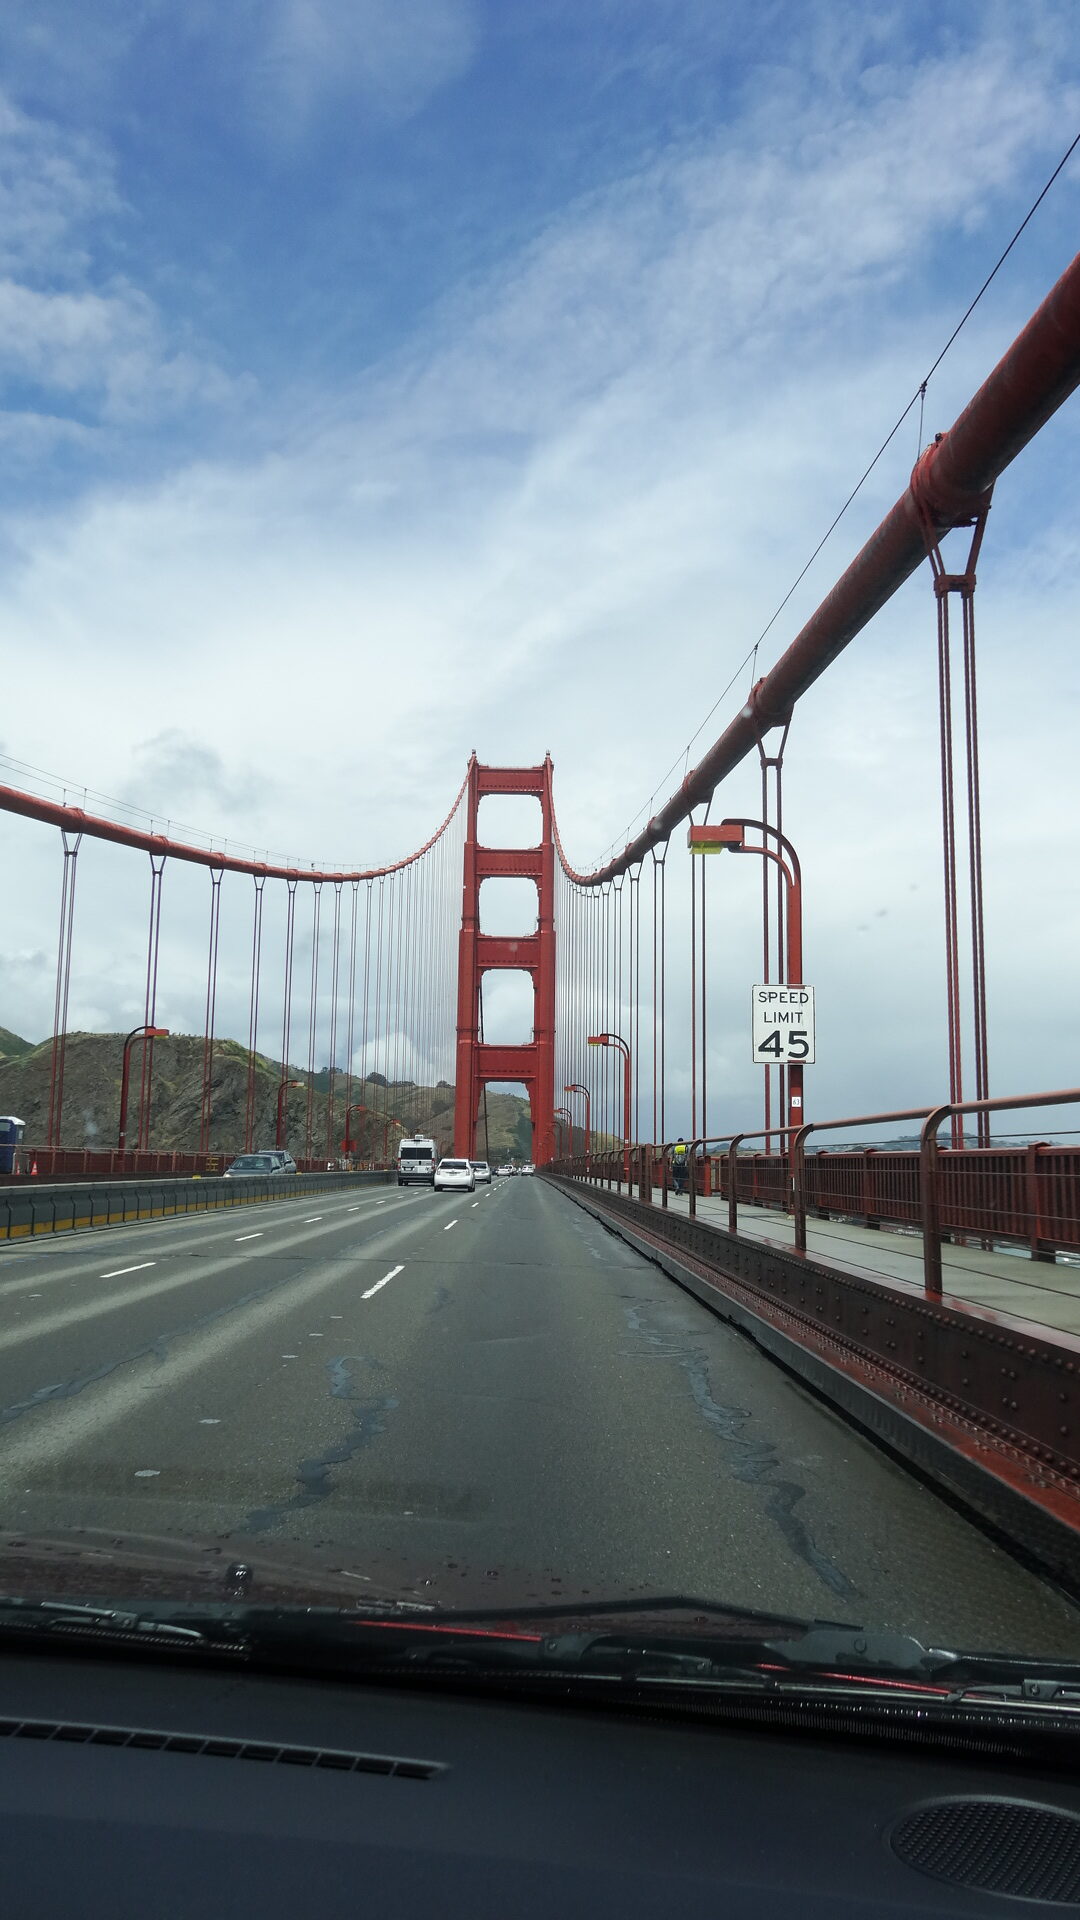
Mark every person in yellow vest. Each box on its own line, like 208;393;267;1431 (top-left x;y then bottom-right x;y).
672;1137;689;1195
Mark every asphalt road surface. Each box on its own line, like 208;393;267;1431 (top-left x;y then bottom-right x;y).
1;1173;1080;1654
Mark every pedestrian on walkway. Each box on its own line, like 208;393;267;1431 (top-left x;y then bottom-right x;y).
672;1137;689;1195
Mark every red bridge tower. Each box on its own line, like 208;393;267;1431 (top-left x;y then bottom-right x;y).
454;757;556;1165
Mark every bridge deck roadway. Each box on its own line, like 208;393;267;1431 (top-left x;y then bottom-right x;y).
659;1193;1080;1341
0;1176;1077;1657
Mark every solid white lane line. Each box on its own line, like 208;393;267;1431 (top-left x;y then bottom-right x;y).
361;1263;403;1300
235;1233;262;1242
444;1220;458;1232
99;1262;155;1279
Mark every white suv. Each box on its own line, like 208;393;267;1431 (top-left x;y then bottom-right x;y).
434;1157;475;1193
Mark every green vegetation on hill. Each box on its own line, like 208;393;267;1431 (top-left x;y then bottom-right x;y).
0;1026;34;1064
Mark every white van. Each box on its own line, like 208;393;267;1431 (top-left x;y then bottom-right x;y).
397;1137;437;1186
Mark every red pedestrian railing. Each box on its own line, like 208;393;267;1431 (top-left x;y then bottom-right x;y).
548;1086;1080;1298
725;1141;1080;1256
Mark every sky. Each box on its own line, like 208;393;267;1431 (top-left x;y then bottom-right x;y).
1;0;1079;1137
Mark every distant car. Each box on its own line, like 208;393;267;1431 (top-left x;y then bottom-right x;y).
223;1151;297;1178
470;1160;492;1184
520;1162;535;1176
496;1165;512;1177
434;1157;475;1193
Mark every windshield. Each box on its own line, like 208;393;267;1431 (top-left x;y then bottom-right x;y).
1;5;1080;1725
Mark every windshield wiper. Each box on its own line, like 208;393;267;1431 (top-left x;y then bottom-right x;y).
0;1597;223;1650
218;1608;1080;1708
4;1589;1080;1715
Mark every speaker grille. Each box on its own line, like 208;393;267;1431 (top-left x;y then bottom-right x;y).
890;1798;1080;1903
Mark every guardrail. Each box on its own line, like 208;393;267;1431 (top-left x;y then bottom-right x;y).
0;1146;396;1182
0;1169;393;1242
550;1086;1080;1296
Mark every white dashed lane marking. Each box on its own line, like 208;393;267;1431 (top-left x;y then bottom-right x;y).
100;1262;155;1279
361;1264;404;1300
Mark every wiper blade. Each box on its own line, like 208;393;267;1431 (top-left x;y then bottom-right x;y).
6;1584;1079;1715
0;1596;221;1648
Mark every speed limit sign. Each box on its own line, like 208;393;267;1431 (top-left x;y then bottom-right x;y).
751;985;815;1065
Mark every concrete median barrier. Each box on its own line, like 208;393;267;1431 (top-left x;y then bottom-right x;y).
0;1170;392;1242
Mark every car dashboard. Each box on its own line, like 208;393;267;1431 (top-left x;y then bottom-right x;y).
2;1646;1080;1916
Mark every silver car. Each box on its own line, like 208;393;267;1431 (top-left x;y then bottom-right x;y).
469;1160;492;1184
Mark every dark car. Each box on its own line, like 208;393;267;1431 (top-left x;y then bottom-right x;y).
223;1151;297;1178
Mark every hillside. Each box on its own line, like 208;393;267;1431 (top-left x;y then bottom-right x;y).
0;1030;535;1160
0;1026;34;1065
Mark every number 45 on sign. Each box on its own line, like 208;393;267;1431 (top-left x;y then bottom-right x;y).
751;986;816;1065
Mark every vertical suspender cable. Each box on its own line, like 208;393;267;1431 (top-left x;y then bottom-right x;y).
690;820;698;1141
325;880;343;1159
700;851;708;1148
344;880;359;1146
243;873;266;1152
281;878;297;1082
46;829;82;1149
199;865;223;1153
360;879;373;1157
305;882;322;1165
137;853;167;1153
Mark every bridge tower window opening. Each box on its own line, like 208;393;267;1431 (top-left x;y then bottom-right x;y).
478;875;539;938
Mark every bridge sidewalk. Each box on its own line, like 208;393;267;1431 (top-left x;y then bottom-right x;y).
658;1193;1080;1342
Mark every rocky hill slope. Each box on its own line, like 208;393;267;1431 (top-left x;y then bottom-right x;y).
0;1030;535;1161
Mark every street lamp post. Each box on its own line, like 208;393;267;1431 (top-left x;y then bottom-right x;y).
117;1025;170;1153
342;1102;368;1155
276;1078;303;1149
553;1105;573;1161
689;818;805;1133
564;1081;591;1176
587;1033;631;1185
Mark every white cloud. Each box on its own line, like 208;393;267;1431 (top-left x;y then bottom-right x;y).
0;86;247;437
0;86;117;277
1;18;1079;1126
215;0;478;139
0;277;241;419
